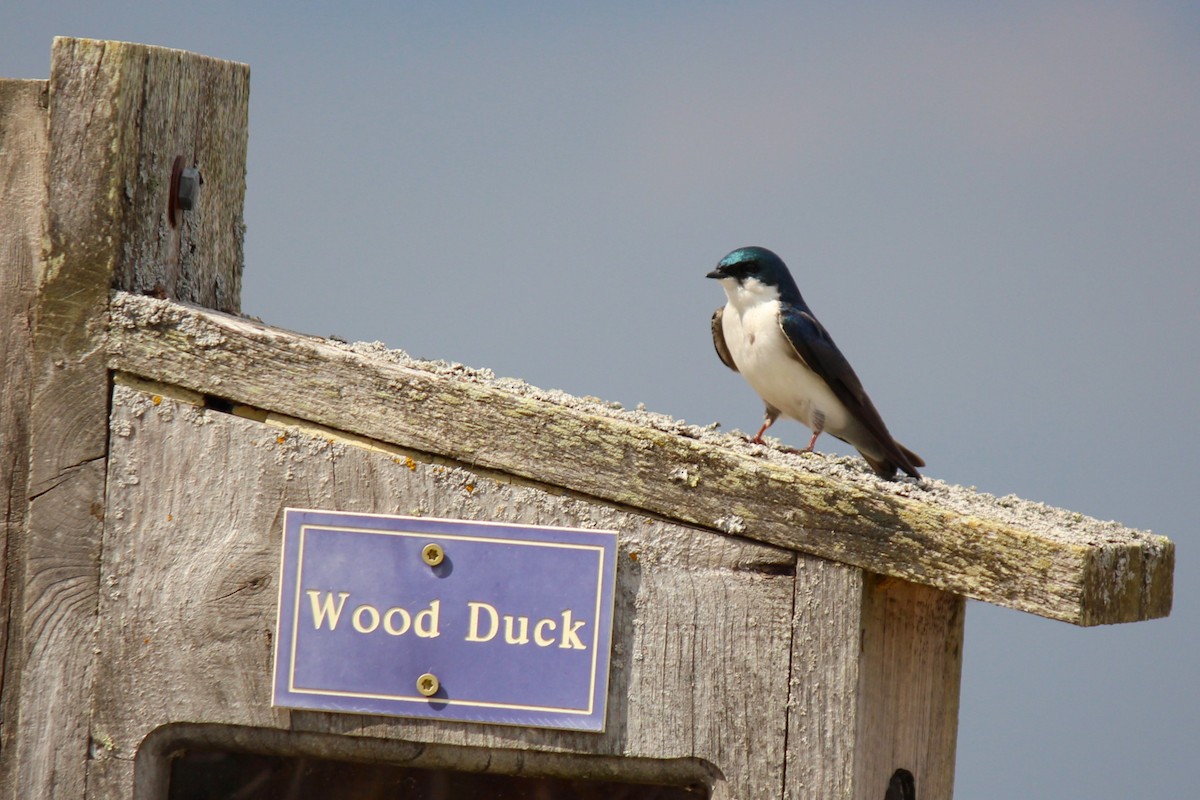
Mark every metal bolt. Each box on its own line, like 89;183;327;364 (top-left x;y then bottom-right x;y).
168;155;202;227
177;167;201;211
416;672;439;697
421;543;444;567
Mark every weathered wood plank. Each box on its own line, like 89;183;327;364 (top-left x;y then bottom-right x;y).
785;568;964;799
11;39;249;800
107;293;1174;627
785;559;864;797
92;384;797;798
0;78;48;791
852;578;963;800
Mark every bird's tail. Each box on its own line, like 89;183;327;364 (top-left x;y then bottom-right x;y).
863;441;923;480
898;442;924;469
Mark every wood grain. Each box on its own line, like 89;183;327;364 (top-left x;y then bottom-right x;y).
785;559;864;796
107;293;1174;627
8;38;248;800
785;568;963;800
0;78;48;791
852;578;964;800
91;384;798;798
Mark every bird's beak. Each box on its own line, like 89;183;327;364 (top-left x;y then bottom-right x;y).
706;267;727;280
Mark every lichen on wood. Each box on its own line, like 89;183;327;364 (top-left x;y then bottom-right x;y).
107;292;1173;627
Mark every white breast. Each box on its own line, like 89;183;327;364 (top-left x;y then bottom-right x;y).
718;278;852;436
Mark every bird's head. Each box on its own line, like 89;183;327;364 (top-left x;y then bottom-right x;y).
706;246;802;305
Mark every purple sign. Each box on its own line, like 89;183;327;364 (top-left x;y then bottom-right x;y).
272;509;618;731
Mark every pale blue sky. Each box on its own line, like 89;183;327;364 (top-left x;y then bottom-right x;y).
5;3;1198;797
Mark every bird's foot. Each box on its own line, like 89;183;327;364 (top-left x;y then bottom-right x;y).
743;436;822;457
749;440;809;456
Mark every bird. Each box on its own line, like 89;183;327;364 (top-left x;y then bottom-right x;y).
707;246;923;479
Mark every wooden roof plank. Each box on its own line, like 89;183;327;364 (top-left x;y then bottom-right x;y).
106;292;1174;626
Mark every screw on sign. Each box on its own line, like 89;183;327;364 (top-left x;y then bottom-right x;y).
421;543;444;567
416;673;440;697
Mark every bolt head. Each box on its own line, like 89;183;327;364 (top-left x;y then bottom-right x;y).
176;167;201;211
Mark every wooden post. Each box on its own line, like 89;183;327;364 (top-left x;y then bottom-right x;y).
0;38;248;799
0;78;48;791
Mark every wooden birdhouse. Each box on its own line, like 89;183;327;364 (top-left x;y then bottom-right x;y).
0;39;1173;800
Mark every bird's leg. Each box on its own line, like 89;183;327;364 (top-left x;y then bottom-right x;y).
802;409;826;453
749;406;781;445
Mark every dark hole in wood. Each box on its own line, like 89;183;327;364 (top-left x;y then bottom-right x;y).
167;748;709;800
202;394;234;413
884;767;916;800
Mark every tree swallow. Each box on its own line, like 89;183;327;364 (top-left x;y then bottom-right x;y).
707;246;924;479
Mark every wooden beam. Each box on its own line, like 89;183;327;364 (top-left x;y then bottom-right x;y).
9;38;248;800
0;78;48;791
106;293;1174;627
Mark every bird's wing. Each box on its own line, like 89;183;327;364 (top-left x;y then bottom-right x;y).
711;306;739;372
778;306;920;470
